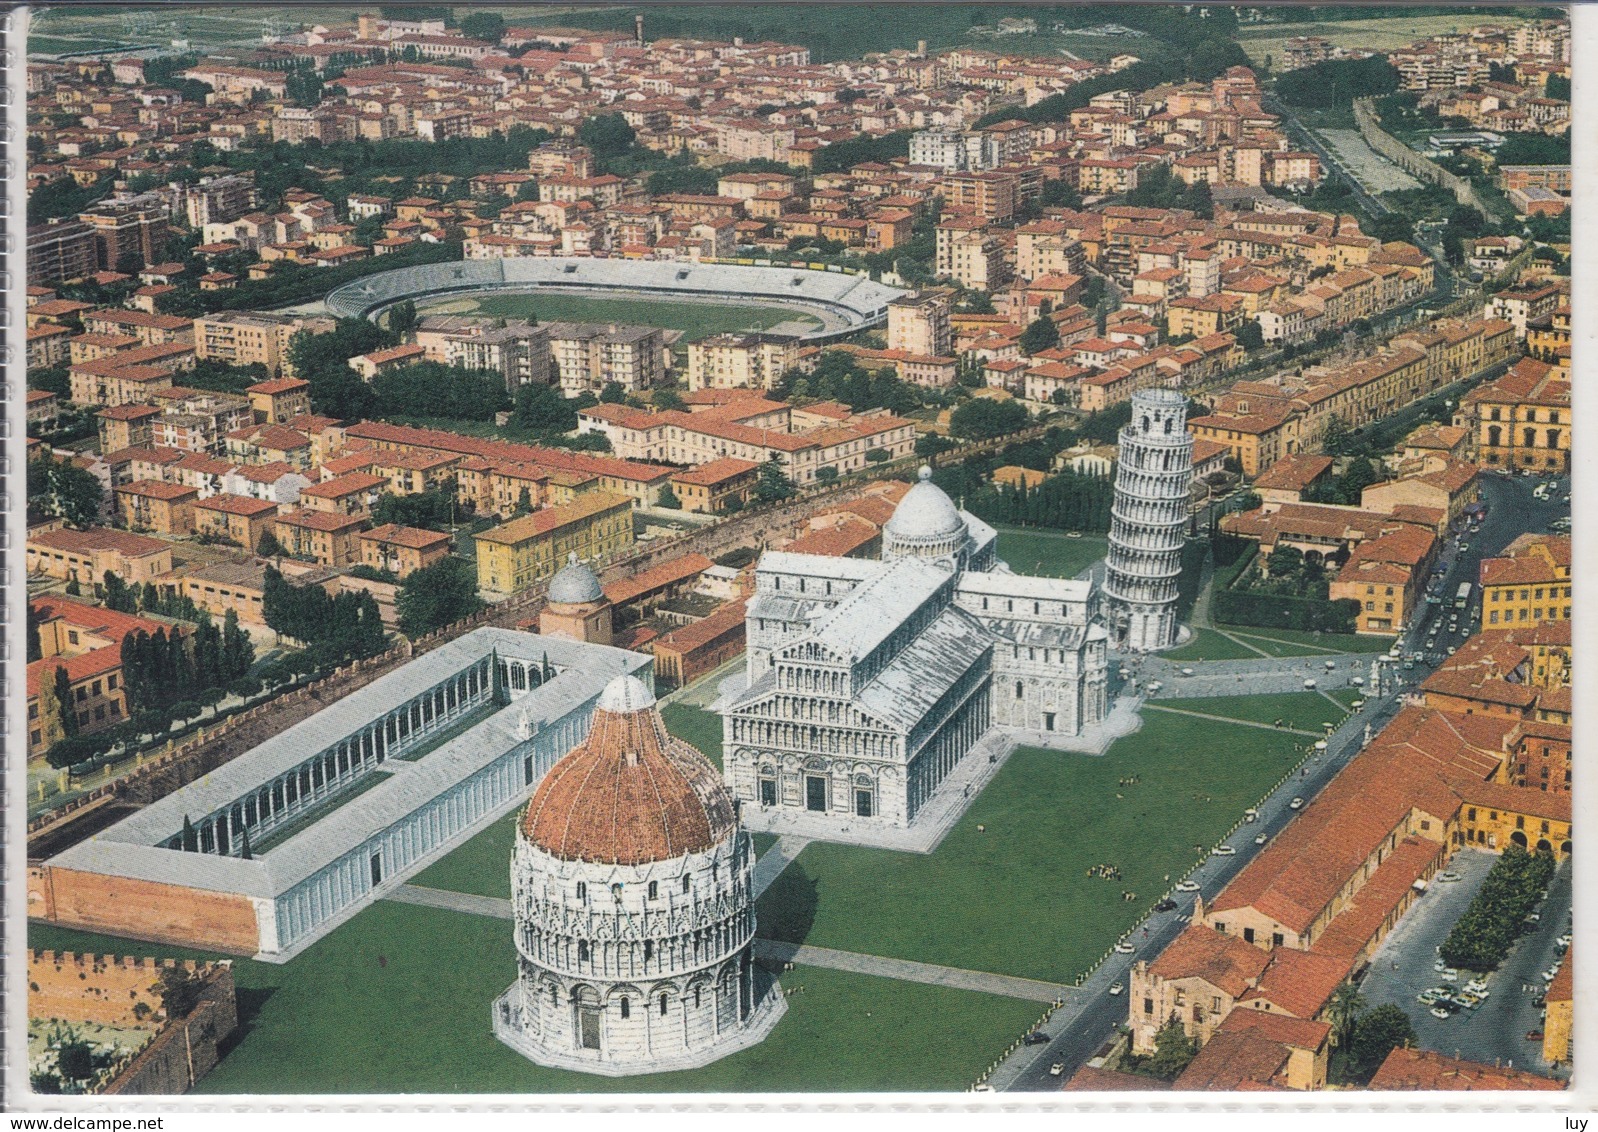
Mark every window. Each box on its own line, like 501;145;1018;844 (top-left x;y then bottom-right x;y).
578;941;590;962
620;997;630;1019
1143;997;1154;1015
576;881;587;903
682;875;691;894
648;880;658;900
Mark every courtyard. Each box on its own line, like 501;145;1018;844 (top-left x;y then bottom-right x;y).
993;527;1109;580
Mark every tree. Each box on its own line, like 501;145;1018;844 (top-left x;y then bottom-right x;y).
1235;320;1264;352
55;1039;96;1083
577;113;637;160
459;11;506;42
1146;1016;1198;1078
1348;1005;1416;1079
27;603;42;663
657;484;683;510
654;388;686;412
157;967;203;1020
54;665;79;739
256;527;284;558
950;398;1028;441
815;466;839;484
514;381;578;435
35;662;70;750
171;700;203;725
387;299;419;338
599;381;627;404
182;814;198;852
396;557;483;637
221;608;255;683
1266;545;1305;578
1019;315;1061;356
753;455;796;504
1326;982;1365;1050
28;455;104;529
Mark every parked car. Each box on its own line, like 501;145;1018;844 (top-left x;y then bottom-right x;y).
1153;898;1178;913
1049;1062;1066;1076
1109;982;1125;997
1417;990;1443;1006
1434;959;1449;972
1526;1031;1544;1043
1255;832;1268;845
1303;679;1317;689
1211;845;1236;856
1243;808;1259;823
1289;797;1305;810
1430;1006;1453;1020
1465;979;1488;995
1025;1031;1050;1046
1114;941;1136;954
1557;934;1572;949
1176;880;1201;892
1542;966;1561;982
1439;968;1459;982
1436;871;1461;882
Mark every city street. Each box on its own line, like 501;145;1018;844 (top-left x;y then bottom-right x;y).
996;468;1568;1091
1360;852;1571;1080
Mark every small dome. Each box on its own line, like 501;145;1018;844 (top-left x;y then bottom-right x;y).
547;551;604;605
885;466;965;541
597;673;655;713
521;685;736;865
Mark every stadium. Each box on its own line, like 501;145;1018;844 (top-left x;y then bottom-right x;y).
324;256;910;340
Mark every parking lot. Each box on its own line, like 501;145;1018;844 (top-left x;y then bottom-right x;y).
1359;850;1571;1079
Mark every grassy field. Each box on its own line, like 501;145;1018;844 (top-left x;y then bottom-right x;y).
1226;627;1395;655
30;906;1038;1093
661;702;725;769
1236;14;1488;67
409;810;778;901
993;527;1107;581
420;293;819;343
1156;692;1345;729
1160;628;1266;662
756;710;1302;985
1328;687;1368;709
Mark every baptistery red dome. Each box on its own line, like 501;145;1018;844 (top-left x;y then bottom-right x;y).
521;676;736;865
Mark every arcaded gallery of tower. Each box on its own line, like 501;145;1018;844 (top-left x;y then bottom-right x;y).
1103;388;1195;652
494;675;784;1075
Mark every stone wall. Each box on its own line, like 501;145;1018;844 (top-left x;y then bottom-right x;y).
34;868;261;954
1353;98;1494;216
102;968;239;1096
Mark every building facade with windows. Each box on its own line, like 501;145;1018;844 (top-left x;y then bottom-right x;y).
720;467;1108;832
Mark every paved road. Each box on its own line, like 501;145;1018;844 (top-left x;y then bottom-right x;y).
1360;852;1571;1079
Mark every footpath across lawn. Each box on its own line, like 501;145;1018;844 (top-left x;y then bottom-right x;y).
1223;627;1395;655
756;709;1302;985
1155;692;1346;729
1160;628;1263;662
30;908;1036;1093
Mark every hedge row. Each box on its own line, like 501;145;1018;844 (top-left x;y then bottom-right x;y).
1212;588;1361;634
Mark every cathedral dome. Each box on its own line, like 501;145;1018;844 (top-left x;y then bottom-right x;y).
547;552;604;605
521;675;736;865
885;466;965;541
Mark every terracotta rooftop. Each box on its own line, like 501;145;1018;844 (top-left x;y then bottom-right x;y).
1369;1048;1564;1092
521;680;735;865
1147;924;1270;997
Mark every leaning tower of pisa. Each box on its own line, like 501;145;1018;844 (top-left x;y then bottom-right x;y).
1103;388;1195;652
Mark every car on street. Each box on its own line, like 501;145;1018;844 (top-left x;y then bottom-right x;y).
1065;531;1082;539
1417;990;1444;1006
1303;679;1317;689
1465;979;1488;995
1557;934;1572;949
1211;845;1236;856
1176;880;1201;892
1289;797;1305;810
1153;898;1178;913
1543;965;1561;982
1244;808;1259;822
1534;994;1547;1009
1439;968;1459;982
1110;983;1125;997
1114;941;1136;954
1255;832;1268;845
1435;959;1448;971
1049;1063;1066;1076
1025;1031;1050;1045
1526;1031;1544;1042
1436;871;1461;882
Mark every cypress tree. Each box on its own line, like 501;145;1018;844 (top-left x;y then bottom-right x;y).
182;815;198;852
240;826;253;861
54;665;79;738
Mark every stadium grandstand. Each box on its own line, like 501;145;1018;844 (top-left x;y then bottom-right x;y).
324;257;908;340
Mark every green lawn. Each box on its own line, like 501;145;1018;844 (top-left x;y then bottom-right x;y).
756;710;1302;984
1159;628;1264;662
1328;687;1368;709
31;908;1037;1093
661;702;725;770
1156;692;1345;729
994;527;1107;581
1226;628;1395;655
424;294;819;342
410;812;780;902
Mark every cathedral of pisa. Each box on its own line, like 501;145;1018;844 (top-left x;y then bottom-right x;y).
721;388;1194;834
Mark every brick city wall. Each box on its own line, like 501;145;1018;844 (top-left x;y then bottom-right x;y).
36;868;261;954
27;951;208;1029
102;969;239;1096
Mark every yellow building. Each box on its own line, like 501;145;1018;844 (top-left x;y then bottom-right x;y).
685;333;803;393
1457;356;1570;473
1543;957;1571;1066
474;492;634;594
1480;533;1571;628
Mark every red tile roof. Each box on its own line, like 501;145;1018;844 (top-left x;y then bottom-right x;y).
1369;1048;1564;1091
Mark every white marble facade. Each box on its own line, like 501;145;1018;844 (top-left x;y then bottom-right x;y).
723;468;1109;831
